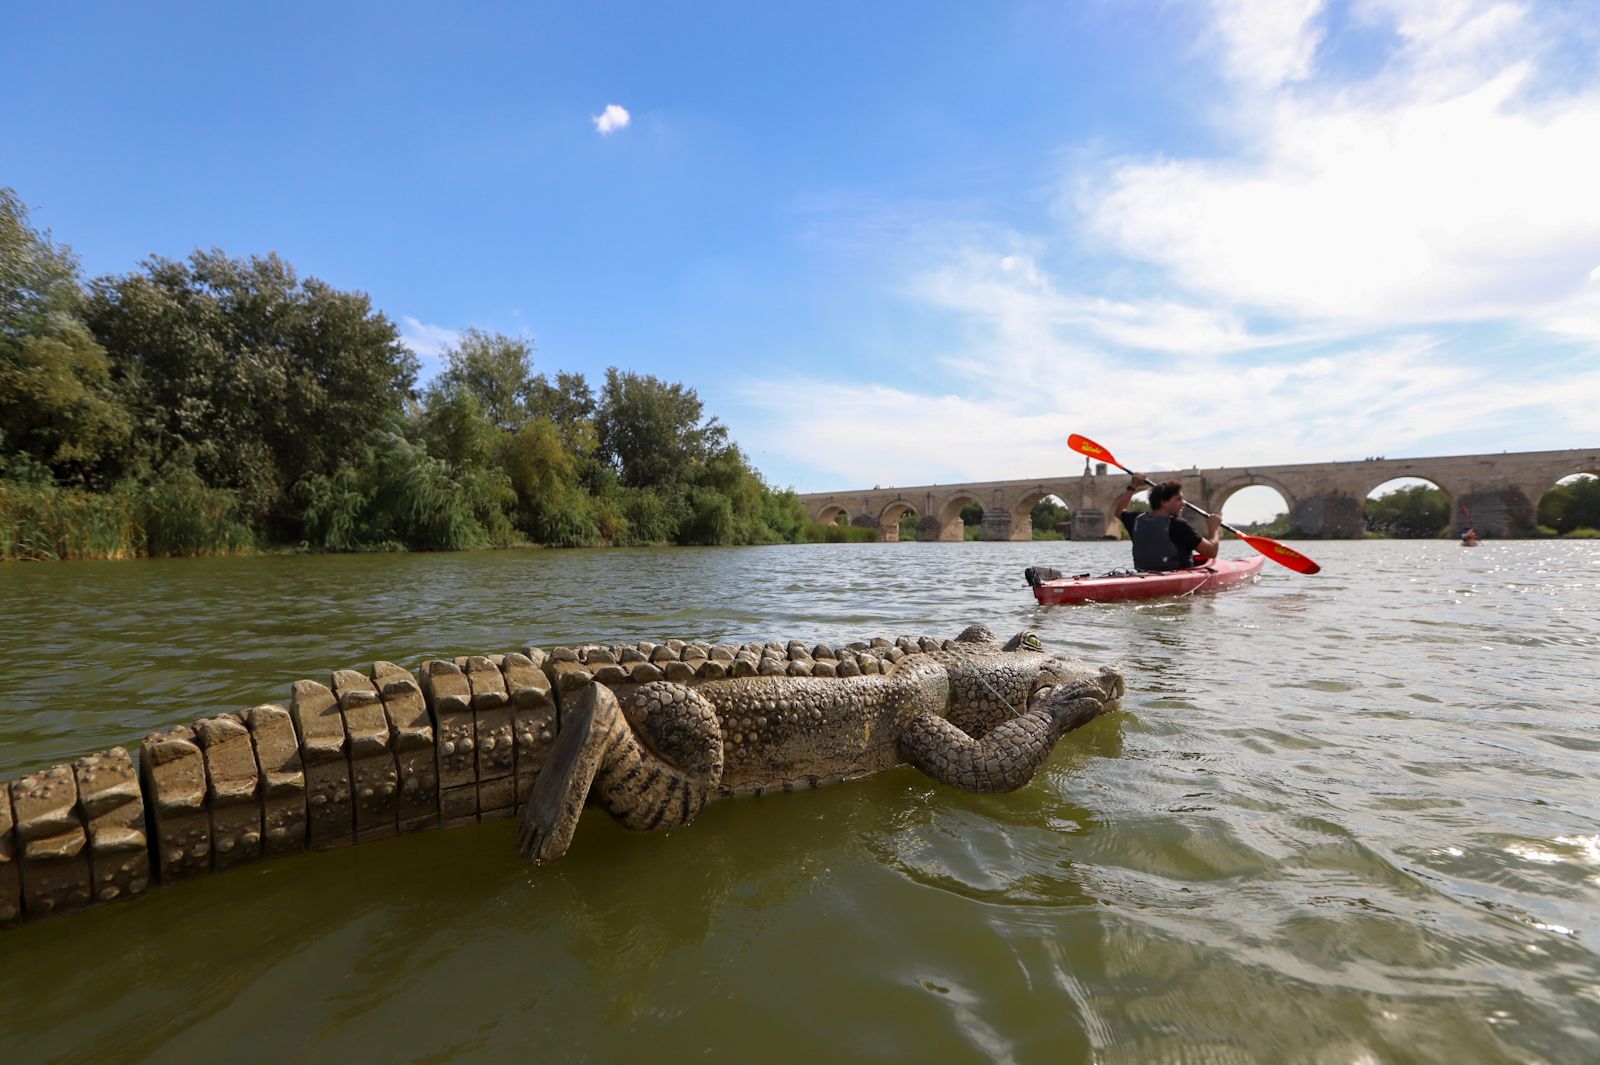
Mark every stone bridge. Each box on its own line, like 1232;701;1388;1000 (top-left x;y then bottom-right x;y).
797;448;1600;541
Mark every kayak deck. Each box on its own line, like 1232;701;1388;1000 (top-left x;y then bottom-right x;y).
1031;554;1265;605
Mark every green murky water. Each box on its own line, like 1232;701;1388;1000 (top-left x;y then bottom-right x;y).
2;540;1597;1064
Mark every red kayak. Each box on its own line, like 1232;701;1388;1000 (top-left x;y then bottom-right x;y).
1028;554;1265;605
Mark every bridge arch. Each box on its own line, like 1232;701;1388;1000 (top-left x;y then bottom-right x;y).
928;491;982;542
813;503;851;526
1359;472;1457;503
1365;476;1453;538
1535;470;1600;537
876;499;923;542
1209;474;1299;516
1205;475;1296;537
993;484;1077;542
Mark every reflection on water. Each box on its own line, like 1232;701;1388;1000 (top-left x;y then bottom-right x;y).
1;539;1598;1063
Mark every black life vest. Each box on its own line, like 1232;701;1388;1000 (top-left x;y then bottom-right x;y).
1131;513;1192;571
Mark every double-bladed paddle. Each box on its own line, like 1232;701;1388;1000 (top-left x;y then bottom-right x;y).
1068;433;1322;575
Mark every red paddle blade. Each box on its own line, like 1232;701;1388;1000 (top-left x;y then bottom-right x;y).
1068;433;1120;469
1237;534;1321;575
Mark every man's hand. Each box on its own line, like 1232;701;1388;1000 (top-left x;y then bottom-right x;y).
1206;512;1223;535
1129;473;1151;489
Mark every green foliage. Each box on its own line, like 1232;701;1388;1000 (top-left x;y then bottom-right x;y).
760;489;809;543
1239;512;1294;537
898;511;919;541
433;329;536;431
1029;497;1068;539
1;459;253;560
1365;485;1449;538
0;198;830;559
527;370;597;455
420;383;502;470
138;460;257;556
596;368;728;488
960;501;983;526
85;249;417;522
0;188;82;334
298;433;519;552
0;189;131;483
1537;476;1600;535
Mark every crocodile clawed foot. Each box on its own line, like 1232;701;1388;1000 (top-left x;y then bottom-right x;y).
1033;681;1110;731
517;683;612;863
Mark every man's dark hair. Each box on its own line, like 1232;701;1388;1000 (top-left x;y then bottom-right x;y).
1148;480;1183;509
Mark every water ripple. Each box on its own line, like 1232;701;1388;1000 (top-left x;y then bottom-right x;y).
1;539;1597;1062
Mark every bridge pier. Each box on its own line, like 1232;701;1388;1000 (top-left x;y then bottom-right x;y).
1069;509;1107;540
908;515;964;541
1289;493;1365;538
1456;487;1538;539
980;508;1031;541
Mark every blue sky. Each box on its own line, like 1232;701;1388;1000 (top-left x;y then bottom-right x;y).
5;0;1598;521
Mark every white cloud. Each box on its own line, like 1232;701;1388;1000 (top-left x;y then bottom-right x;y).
399;316;461;358
914;248;1303;358
738;1;1600;495
593;103;631;135
399;317;461;382
1208;0;1326;89
739;332;1600;493
1085;2;1600;333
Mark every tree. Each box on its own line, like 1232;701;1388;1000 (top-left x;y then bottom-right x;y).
86;249;417;523
1538;476;1600;534
0;188;129;481
1031;497;1069;533
1365;485;1449;537
527;369;597;454
433;329;535;431
596;368;728;488
496;417;599;546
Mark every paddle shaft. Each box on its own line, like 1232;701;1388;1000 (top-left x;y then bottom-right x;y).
1108;461;1240;536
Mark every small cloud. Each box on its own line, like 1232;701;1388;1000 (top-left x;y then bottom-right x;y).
399;316;462;383
593;103;631;135
399;316;461;359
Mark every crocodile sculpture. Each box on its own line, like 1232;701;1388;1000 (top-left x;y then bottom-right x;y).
0;624;1124;929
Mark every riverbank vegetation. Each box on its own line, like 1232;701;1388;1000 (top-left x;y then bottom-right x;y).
1365;485;1450;538
1537;476;1600;537
1;188;830;560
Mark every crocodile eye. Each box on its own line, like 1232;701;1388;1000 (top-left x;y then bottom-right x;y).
1022;633;1042;652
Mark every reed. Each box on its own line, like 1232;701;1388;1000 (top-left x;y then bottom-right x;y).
0;479;254;561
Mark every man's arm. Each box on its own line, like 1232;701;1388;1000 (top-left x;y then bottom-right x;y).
1193;512;1223;559
1113;474;1150;515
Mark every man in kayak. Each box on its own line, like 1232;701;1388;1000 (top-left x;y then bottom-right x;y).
1115;476;1222;571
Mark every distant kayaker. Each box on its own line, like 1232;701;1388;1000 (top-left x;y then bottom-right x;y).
1115;476;1222;571
1461;528;1480;546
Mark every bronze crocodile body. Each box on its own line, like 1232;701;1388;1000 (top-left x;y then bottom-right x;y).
0;624;1123;928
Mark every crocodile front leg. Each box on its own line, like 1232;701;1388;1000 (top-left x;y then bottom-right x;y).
898;681;1109;793
517;681;723;863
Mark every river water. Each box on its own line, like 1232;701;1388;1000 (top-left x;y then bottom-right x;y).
1;539;1596;1064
